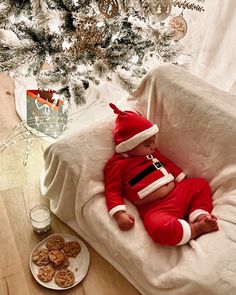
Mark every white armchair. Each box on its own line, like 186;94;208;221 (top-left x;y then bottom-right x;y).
41;63;236;295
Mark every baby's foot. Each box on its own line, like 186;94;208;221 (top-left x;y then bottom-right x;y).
190;216;219;240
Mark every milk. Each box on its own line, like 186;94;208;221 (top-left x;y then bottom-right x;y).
30;206;51;233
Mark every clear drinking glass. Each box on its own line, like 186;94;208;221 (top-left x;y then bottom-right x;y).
29;205;51;233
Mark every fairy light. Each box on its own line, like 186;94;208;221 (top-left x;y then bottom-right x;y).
0;116;71;166
23;137;33;166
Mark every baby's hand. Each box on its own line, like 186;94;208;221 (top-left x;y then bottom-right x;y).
113;211;135;231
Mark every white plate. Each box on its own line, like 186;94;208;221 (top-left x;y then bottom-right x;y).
29;233;90;290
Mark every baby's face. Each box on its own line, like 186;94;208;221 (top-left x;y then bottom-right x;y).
128;135;156;157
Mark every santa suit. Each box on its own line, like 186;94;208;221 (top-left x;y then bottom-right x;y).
104;148;213;246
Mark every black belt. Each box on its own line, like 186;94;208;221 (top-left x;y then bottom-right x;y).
128;162;163;187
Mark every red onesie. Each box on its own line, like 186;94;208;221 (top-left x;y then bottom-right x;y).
104;149;213;246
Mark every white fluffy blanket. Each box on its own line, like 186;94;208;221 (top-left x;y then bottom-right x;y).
41;64;236;295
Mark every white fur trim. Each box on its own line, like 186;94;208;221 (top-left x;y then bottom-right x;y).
175;172;186;182
189;209;209;222
160;167;169;176
137;174;174;199
116;124;159;153
177;219;191;246
109;205;126;217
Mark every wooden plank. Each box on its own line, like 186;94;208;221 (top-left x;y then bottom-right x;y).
83;247;141;295
0;195;31;295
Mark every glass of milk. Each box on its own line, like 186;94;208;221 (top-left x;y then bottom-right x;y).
29;205;51;233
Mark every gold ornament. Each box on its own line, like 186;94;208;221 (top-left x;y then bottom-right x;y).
68;16;104;61
98;0;119;18
151;0;172;22
168;14;187;40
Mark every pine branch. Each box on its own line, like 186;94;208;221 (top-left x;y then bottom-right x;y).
134;0;152;18
44;0;79;11
56;86;71;100
0;2;12;27
28;55;47;76
93;60;109;78
173;0;204;12
62;0;76;11
69;79;86;105
30;0;51;28
37;70;68;89
0;38;38;73
9;0;31;11
114;69;139;94
118;0;129;13
0;0;31;26
148;27;162;44
44;0;59;9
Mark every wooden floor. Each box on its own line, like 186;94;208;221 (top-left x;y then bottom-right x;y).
0;73;141;295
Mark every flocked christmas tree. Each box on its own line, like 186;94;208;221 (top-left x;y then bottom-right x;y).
0;0;204;106
0;0;205;165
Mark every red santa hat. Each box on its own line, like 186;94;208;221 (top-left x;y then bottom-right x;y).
109;103;159;153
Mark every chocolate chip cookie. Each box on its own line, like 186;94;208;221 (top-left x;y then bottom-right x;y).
46;235;65;251
38;265;55;282
32;249;50;266
49;249;67;267
52;256;70;270
54;269;75;288
63;241;81;258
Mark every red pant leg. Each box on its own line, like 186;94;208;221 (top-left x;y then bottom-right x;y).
142;211;191;246
180;178;213;222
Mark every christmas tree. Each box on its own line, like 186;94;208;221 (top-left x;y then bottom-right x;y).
0;0;203;105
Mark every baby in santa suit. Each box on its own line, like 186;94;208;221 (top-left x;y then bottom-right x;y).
104;103;219;246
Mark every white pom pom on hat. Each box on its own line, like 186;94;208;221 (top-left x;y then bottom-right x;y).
109;103;159;153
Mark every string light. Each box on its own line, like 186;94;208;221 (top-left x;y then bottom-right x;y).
0;116;70;166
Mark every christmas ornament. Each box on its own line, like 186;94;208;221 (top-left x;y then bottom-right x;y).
142;51;164;71
68;16;104;60
98;0;119;18
150;0;172;22
168;13;187;40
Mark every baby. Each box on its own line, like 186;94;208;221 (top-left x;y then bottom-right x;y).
104;103;219;246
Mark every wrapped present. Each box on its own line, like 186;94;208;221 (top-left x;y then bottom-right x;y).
26;90;68;138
